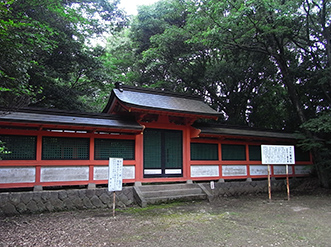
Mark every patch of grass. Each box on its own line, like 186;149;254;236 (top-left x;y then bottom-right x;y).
116;201;185;215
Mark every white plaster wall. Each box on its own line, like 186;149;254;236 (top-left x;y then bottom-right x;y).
94;165;135;180
191;165;219;177
250;165;268;176
40;166;89;182
123;166;135;179
273;165;293;175
93;166;108;180
222;165;247;176
294;165;312;175
0;167;35;183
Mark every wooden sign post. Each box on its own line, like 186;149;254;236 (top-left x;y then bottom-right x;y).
286;164;290;201
108;158;123;217
267;164;271;201
261;145;295;201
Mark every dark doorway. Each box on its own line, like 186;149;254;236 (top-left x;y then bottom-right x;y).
143;129;183;177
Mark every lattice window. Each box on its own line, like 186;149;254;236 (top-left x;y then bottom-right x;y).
0;135;36;160
221;144;246;160
42;137;89;160
295;147;310;161
249;145;261;161
94;139;135;160
191;143;218;160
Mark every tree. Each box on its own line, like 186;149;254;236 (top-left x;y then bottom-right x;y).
118;0;331;186
88;29;140;111
190;0;330;119
299;112;331;187
190;0;331;186
0;0;126;111
124;0;295;128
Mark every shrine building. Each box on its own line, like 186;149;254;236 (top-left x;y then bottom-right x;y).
0;85;312;190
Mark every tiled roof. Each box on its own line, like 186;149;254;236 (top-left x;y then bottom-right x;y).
104;86;220;117
194;123;297;140
0;108;142;131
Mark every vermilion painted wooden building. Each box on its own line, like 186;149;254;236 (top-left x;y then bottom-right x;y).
0;86;312;189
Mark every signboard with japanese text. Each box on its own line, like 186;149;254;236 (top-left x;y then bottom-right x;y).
261;145;295;165
108;158;123;192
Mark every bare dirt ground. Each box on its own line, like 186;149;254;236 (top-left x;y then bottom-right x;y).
1;190;331;247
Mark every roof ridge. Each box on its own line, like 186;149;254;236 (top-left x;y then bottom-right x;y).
194;122;293;134
118;85;203;101
0;107;126;120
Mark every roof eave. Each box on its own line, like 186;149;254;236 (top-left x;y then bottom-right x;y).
102;90;117;114
199;127;298;140
0;111;143;132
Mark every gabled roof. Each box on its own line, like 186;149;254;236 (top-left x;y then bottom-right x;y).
103;86;220;118
0;108;143;131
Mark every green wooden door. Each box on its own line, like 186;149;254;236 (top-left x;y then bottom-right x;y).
143;129;182;177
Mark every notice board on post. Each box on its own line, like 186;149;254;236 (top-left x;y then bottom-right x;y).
261;145;295;201
108;158;123;192
261;145;295;165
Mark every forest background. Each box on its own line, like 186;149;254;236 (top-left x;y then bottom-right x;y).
0;0;330;187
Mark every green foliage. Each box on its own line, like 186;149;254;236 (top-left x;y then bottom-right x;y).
301;113;331;135
116;0;306;128
299;112;331;152
0;141;10;160
299;111;331;187
0;0;127;111
116;0;330;129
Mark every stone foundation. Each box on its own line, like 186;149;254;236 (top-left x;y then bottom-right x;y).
0;178;308;216
208;179;289;199
0;187;134;216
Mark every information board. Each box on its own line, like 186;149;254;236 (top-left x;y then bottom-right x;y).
261;145;295;165
108;158;123;192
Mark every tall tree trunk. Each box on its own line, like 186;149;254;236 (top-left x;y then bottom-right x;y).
275;55;306;125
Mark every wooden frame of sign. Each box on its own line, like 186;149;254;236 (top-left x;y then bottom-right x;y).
261;145;295;201
108;158;123;216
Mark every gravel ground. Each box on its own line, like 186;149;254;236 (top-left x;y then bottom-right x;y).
1;190;330;247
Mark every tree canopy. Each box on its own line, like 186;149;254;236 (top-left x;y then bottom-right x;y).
103;0;331;186
0;0;126;111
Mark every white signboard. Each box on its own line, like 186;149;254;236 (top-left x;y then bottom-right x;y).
108;158;123;192
261;145;295;165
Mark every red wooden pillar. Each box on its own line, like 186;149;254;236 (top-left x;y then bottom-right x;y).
182;127;191;180
35;134;43;186
135;133;144;182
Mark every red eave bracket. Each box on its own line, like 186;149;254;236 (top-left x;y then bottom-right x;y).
110;103;218;121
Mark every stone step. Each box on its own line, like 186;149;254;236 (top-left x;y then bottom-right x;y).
141;188;204;198
145;193;207;205
138;183;199;192
133;183;209;207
